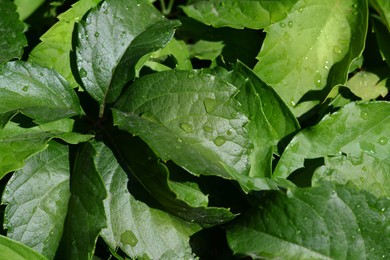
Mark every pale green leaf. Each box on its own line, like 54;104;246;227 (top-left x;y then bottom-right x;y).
14;0;45;21
1;141;70;259
274;102;390;179
0;235;47;260
254;0;368;116
345;71;388;100
227;182;390;259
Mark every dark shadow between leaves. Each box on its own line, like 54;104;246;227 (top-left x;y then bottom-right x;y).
287;157;324;187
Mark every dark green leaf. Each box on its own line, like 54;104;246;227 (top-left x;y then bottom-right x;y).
0;235;47;260
0;0;27;64
274;102;390;179
91;141;201;259
0;61;83;127
56;141;106;260
227;182;390;259
372;15;390;69
182;0;298;29
1;141;70;259
254;0;368;116
370;0;390;30
76;0;180;114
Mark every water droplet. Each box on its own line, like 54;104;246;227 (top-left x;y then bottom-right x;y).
359;141;376;154
289;99;296;107
381;207;386;212
356;204;361;208
279;22;286;28
203;98;219;113
177;138;183;143
352;3;358;8
188;74;194;79
121;230;138;247
298;30;302;35
288;21;293;28
298;7;304;13
314;71;322;87
94;32;100;37
214;136;226;146
360;111;369;119
290;142;300;152
180;122;193;133
378;137;388;145
79;68;88;78
120;31;126;38
203;125;213;133
333;46;342;54
22;86;28;92
39;72;44;77
296;230;301;235
226;129;233;135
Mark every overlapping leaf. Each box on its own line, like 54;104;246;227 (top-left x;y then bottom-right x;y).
274;102;390;179
1;141;70;259
254;0;368;116
227;182;390;259
0;235;47;260
0;61;83;127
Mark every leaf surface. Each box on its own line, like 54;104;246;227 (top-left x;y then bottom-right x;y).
76;0;180;113
0;61;83;127
56;141;106;260
0;235;47;260
1;141;70;259
345;71;388;100
254;0;368;116
0;0;27;64
274;102;390;179
92;141;201;259
226;182;390;259
182;0;298;29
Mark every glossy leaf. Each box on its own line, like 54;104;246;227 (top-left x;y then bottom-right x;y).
254;0;368;116
0;0;27;64
0;61;83;127
370;0;390;30
0;235;47;260
182;0;298;29
91;141;201;259
312;153;390;198
76;0;180;113
274;102;390;179
0;121;92;180
56;141;106;260
2;141;70;259
227;182;390;259
29;0;101;89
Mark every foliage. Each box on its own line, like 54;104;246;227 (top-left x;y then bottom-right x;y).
0;0;389;259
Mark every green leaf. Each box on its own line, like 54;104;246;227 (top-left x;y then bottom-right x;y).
29;0;101;89
0;61;83;127
188;40;224;67
56;141;106;260
312;153;390;198
254;0;368;116
0;121;92;179
0;0;27;64
91;141;201;259
274;102;390;179
0;235;47;260
168;181;208;208
345;71;388;100
14;0;45;21
182;0;298;29
76;0;180;114
370;0;390;31
1;141;70;259
372;15;390;69
226;182;390;259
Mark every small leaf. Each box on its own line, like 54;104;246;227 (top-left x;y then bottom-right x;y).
312;153;390;198
76;0;180;113
345;71;388;100
226;182;390;259
182;0;298;29
2;141;70;259
372;15;390;69
274;102;390;179
254;0;368;116
0;0;27;64
370;0;390;31
56;141;107;260
91;141;201;259
0;61;83;127
0;235;47;260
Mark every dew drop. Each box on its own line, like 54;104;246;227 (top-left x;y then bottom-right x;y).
94;32;100;37
121;230;138;247
298;7;304;13
381;207;386;212
333;46;342;54
287;21;293;28
203;125;213;133
22;86;28;92
188;74;194;79
79;68;88;78
226;129;233;135
214;136;226;146
120;31;126;38
360;111;369;119
290;142;300;152
203;98;219;113
378;137;388;145
314;71;322;87
289;99;296;107
180;122;193;133
279;22;286;28
39;72;44;77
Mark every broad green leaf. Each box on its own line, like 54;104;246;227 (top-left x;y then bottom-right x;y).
182;0;298;29
345;71;388;100
254;0;368;116
112;135;236;225
29;0;101;89
188;40;224;67
2;141;70;259
76;0;180;115
274;102;390;179
14;0;45;21
226;182;390;259
91;141;201;259
0;61;83;127
372;15;390;69
168;181;208;208
0;121;92;179
0;0;27;64
56;141;106;260
0;235;47;260
370;0;390;30
312;153;390;198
